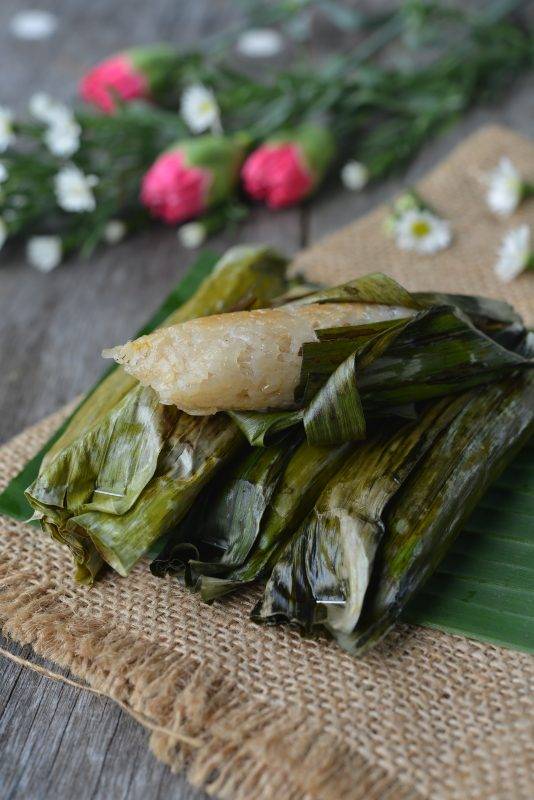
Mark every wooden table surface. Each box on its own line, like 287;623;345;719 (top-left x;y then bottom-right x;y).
0;1;532;798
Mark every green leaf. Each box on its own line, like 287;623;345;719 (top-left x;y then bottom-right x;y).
155;437;354;602
26;386;178;518
0;250;219;523
253;395;467;632
403;438;534;651
290;272;421;310
346;370;534;656
229;408;304;447
303;353;367;445
1;247;290;583
155;435;302;596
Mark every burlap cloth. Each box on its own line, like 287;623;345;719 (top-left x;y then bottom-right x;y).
1;126;533;800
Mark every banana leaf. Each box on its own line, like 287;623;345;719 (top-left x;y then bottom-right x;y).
44;245;288;465
151;434;303;589
232;294;531;446
302;305;530;445
289;272;420;310
62;413;243;579
252;395;467;631
23;246;289;583
152;436;354;601
0;250;217;522
254;363;534;654
347;367;534;656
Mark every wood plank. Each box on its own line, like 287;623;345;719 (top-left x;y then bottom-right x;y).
0;635;203;800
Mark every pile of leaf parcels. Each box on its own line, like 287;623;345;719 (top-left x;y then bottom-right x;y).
25;248;534;655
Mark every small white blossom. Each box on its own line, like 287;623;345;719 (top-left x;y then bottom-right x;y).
11;194;27;209
0;217;7;250
9;10;57;41
44;117;81;157
394;209;451;254
494;225;532;283
54;165;97;213
237;28;283;58
0;106;15;152
485;157;523;217
104;219;127;244
29;92;72;125
181;85;220;134
0;163;8;183
178;222;206;249
30;94;81;157
27;236;62;272
341;161;369;191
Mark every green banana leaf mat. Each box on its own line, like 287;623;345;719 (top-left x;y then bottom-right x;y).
1;251;532;654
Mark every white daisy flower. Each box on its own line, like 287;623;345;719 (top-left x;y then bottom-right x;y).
394;209;451;254
494;224;533;283
485;157;523;217
181;85;220;134
29;93;72;125
0;163;8;183
0;106;15;152
178;221;206;249
27;236;62;272
340;161;369;191
44;116;81;157
54;165;97;213
9;10;57;41
0;217;7;250
104;219;127;244
237;28;283;58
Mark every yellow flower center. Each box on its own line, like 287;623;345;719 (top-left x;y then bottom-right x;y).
199;100;214;114
411;220;431;238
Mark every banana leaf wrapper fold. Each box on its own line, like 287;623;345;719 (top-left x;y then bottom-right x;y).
348;365;534;656
253;360;534;654
25;246;289;584
151;435;354;601
252;395;468;631
231;275;531;446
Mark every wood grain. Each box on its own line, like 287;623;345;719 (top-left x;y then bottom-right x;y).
0;0;532;798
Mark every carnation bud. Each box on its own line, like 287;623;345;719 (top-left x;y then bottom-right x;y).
79;45;182;113
241;125;334;209
141;135;248;225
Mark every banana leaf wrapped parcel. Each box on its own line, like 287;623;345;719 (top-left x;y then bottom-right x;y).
145;278;533;654
151;435;354;600
253;343;534;654
106;272;531;447
25;246;289;583
24;254;534;657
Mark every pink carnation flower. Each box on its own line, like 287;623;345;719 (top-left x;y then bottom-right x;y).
242;143;314;208
79;54;149;114
140;150;211;224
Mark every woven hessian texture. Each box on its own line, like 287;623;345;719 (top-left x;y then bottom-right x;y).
1;126;533;800
293;125;534;325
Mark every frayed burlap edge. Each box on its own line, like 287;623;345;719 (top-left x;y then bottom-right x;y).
0;407;422;800
0;556;420;800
